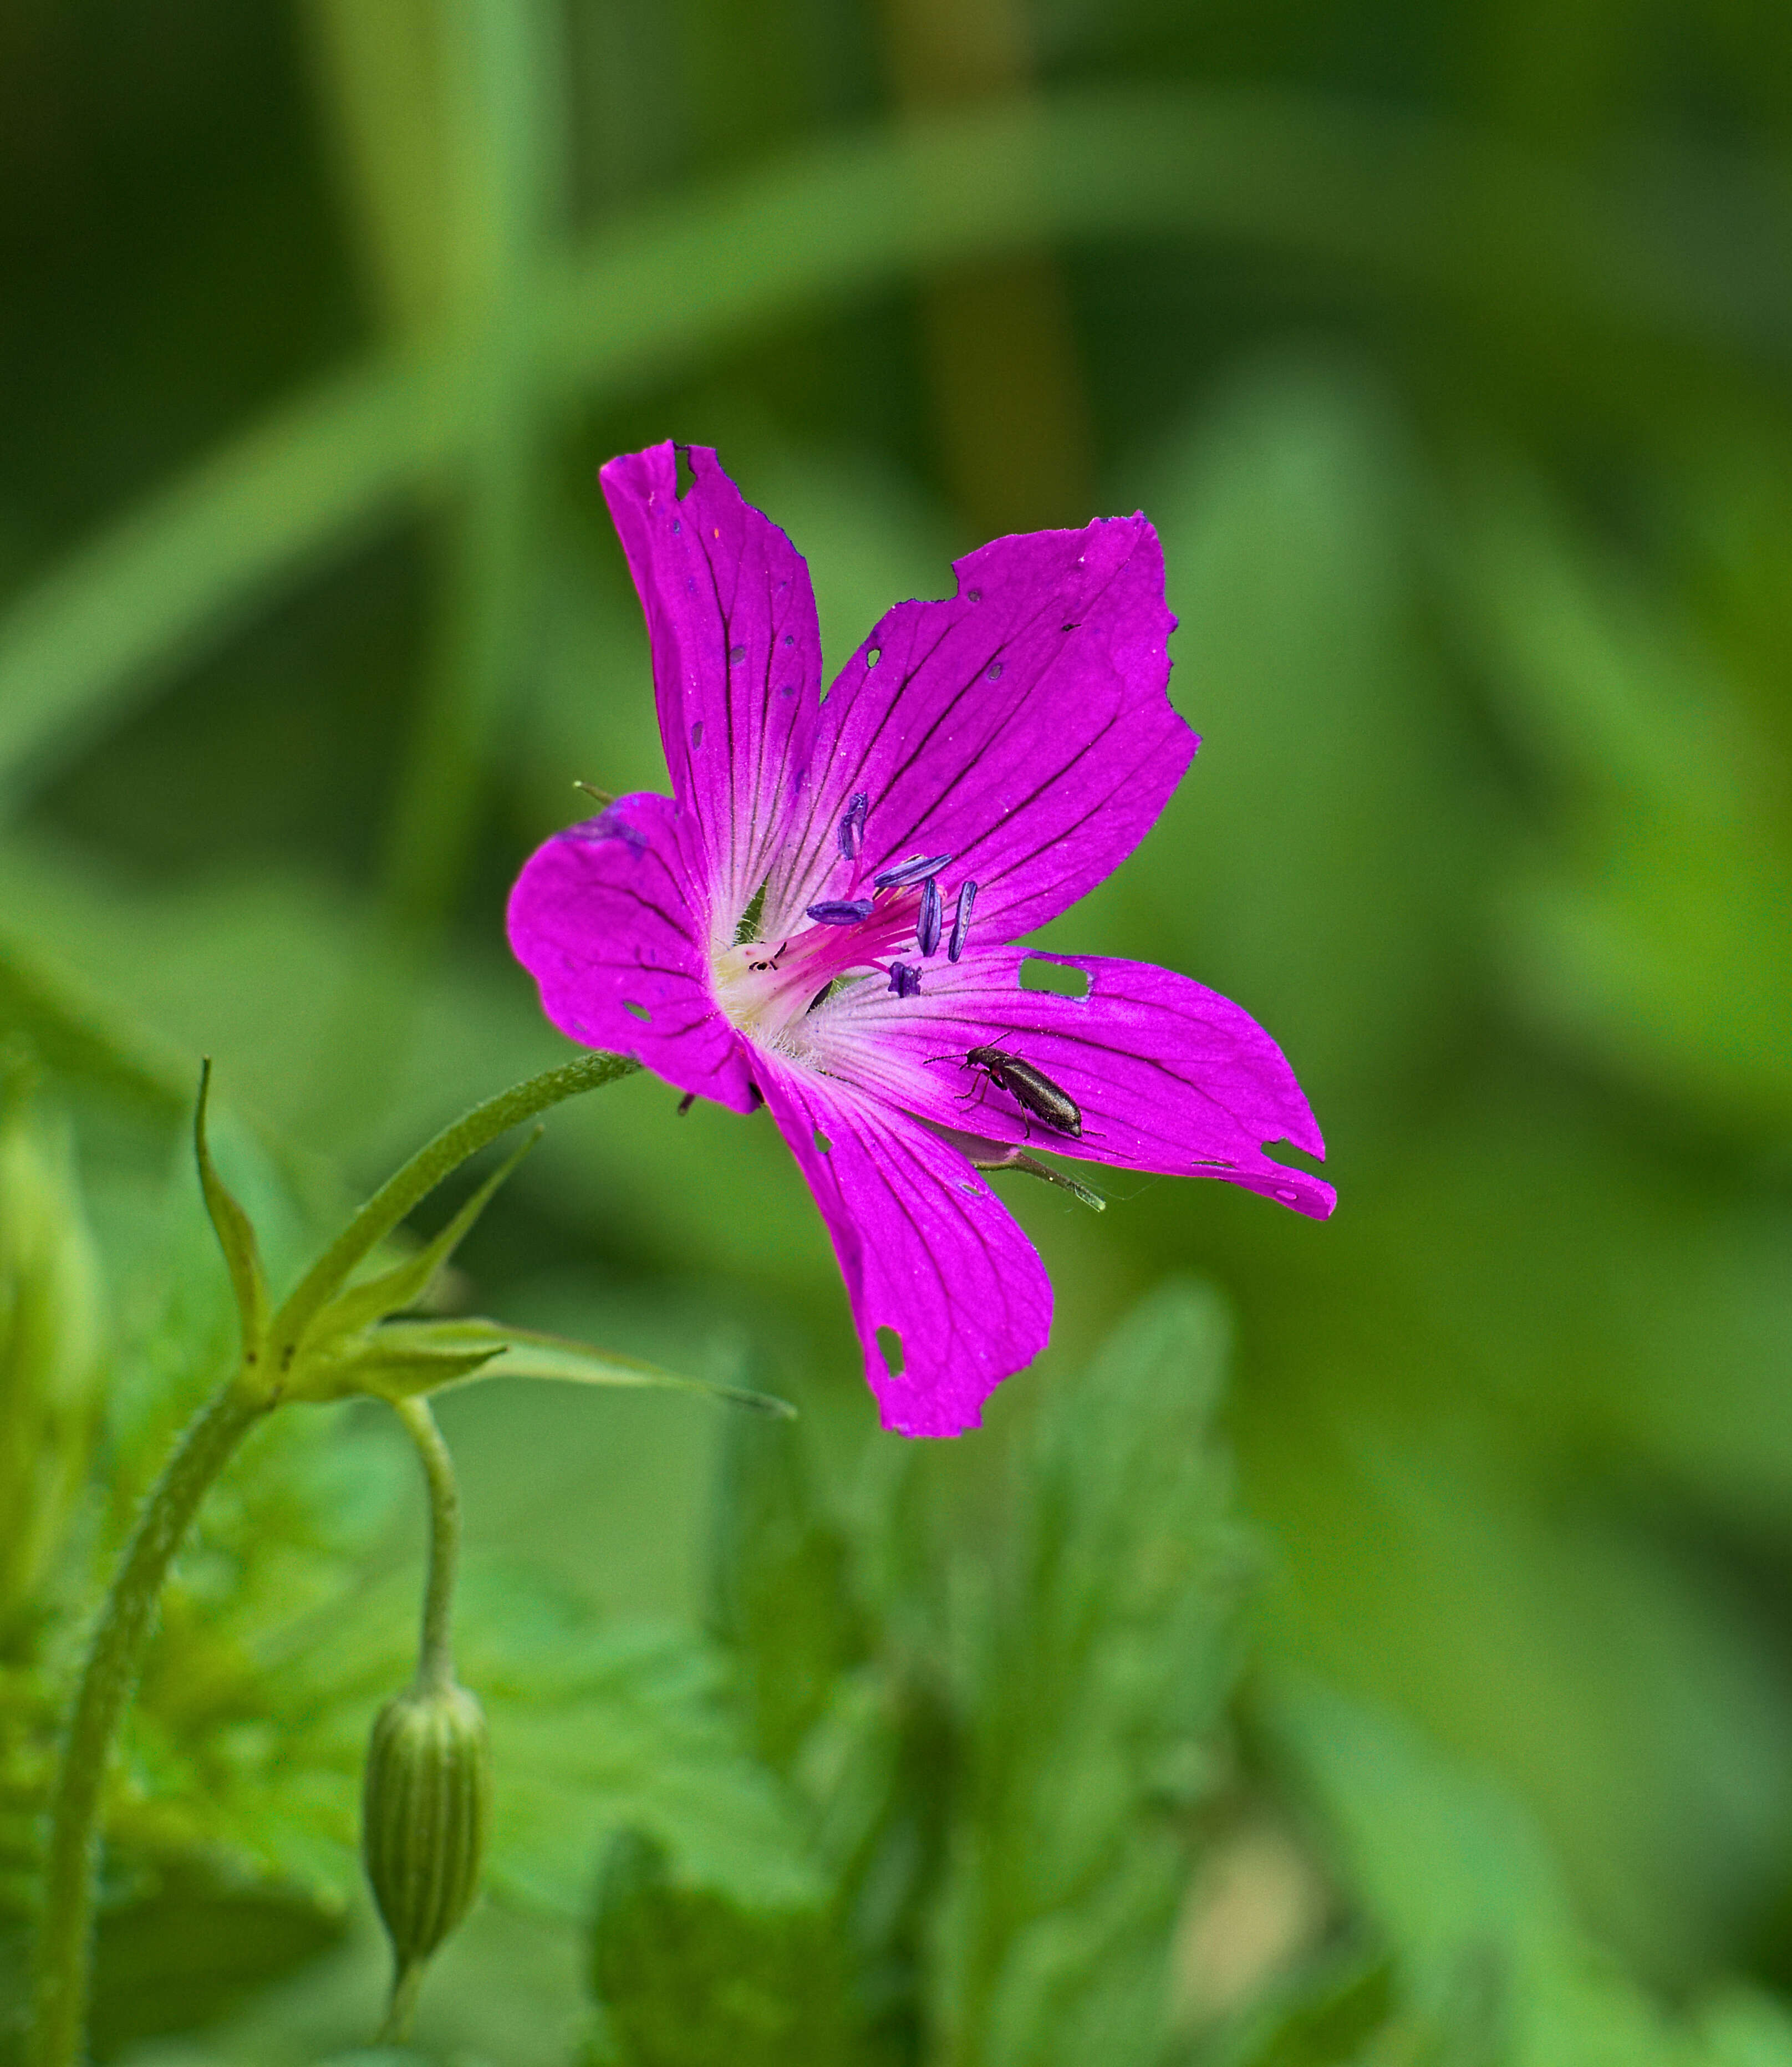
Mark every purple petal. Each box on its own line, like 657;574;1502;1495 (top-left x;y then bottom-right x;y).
506;791;758;1113
762;517;1192;944
802;947;1335;1218
756;1062;1052;1437
601;444;823;941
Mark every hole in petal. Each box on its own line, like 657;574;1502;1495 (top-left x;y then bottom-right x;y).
985;660;1004;681
690;720;704;749
967;588;982;603
623;1000;651;1022
813;1127;832;1154
729;644;746;664
1020;956;1090;999
675;447;696;497
866;646;882;668
875;1325;904;1378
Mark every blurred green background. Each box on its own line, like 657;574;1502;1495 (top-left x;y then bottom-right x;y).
3;0;1791;2060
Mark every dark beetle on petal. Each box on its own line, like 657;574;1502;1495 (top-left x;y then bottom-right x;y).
964;1044;1082;1138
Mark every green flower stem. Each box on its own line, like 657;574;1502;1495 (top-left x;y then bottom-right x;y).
269;1048;638;1377
394;1394;461;1693
29;1372;271;2067
29;1048;635;2067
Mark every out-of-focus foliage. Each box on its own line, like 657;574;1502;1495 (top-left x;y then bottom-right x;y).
1;0;1790;2058
582;1284;1245;2067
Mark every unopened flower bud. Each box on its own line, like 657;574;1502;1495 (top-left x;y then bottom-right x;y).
362;1677;491;1988
0;1066;104;1613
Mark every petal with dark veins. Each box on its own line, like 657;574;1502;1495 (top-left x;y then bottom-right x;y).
756;1060;1052;1436
506;790;758;1113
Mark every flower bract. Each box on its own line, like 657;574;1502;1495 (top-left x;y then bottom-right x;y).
508;444;1333;1437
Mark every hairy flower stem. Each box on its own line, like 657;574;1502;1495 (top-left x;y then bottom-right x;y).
29;1050;636;2067
395;1395;461;1697
28;1373;271;2067
271;1049;638;1366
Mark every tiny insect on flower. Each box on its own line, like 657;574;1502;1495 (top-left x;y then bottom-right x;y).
507;444;1333;1437
961;1044;1082;1139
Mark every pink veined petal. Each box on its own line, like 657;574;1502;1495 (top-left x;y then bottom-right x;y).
602;443;823;946
755;1060;1053;1438
506;790;758;1113
762;516;1193;944
799;947;1336;1219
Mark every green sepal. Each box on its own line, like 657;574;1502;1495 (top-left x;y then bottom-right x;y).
290;1314;793;1414
406;1319;795;1416
293;1325;509;1404
193;1058;269;1362
301;1126;541;1351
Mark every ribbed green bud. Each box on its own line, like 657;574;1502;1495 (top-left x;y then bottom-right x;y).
361;1678;491;1990
0;1066;104;1615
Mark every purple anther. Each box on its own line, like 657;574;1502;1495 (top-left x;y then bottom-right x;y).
948;879;978;961
807;898;874;926
917;876;943;957
886;960;923;999
873;852;953;891
836;791;869;859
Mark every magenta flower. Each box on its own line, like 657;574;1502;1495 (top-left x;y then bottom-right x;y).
507;444;1333;1437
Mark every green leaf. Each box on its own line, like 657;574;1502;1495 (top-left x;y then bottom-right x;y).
193;1059;270;1363
584;1827;867;2067
706;1413;864;1771
935;1281;1249;2067
299;1126;540;1350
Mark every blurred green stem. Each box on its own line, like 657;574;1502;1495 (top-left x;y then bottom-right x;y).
29;1048;635;2066
28;1373;271;2067
395;1394;462;1693
303;0;562;1141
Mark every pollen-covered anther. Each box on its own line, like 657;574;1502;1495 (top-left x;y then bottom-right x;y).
886;961;923;999
873;852;952;890
916;876;943;957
